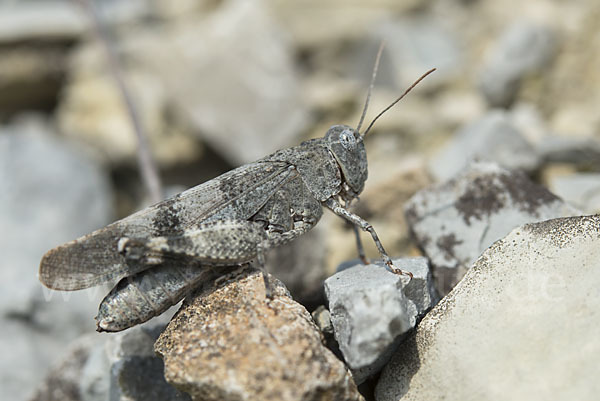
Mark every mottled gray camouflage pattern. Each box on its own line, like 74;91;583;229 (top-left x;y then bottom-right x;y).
39;124;399;332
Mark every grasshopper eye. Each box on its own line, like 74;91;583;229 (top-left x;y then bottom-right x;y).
339;129;357;151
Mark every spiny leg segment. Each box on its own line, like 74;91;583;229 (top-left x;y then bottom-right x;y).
326;198;413;278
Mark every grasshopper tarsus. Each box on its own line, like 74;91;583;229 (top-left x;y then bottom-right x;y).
388;261;414;280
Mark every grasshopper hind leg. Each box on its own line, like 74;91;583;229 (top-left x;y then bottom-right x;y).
96;262;228;332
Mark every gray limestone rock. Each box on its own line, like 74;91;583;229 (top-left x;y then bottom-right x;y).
0;116;113;401
429;110;540;182
377;16;463;88
29;334;105;401
106;325;191;401
0;0;147;44
0;1;148;113
536;135;600;168
0;1;85;43
129;0;310;165
376;215;600;401
548;172;600;214
406;161;580;295
325;258;436;384
55;41;203;166
479;21;557;107
31;322;189;401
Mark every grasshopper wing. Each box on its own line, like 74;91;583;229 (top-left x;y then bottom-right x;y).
40;161;297;291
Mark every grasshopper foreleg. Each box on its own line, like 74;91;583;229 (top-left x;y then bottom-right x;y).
325;198;413;279
345;199;368;264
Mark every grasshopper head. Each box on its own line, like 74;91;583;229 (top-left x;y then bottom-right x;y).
325;124;368;198
323;47;435;202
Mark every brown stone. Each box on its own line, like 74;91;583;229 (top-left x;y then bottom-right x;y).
154;269;363;401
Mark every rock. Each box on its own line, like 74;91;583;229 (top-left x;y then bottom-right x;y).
311;305;342;362
508;102;549;144
106;324;191;401
536;135;600;168
398;258;439;315
548;172;600;214
129;0;310;165
0;44;70;113
335;258;436;317
434;90;487;131
0;1;149;113
266;0;423;48
321;16;460;99
549;103;600;139
375;215;600;401
155;268;363;401
29;334;105;401
0;116;113;401
149;1;220;20
0;1;85;43
31;322;190;401
479;21;557;107
325;264;412;384
56;42;203;166
376;16;463;88
0;1;147;44
406;161;580;295
429;110;540;182
78;340;110;401
325;258;436;384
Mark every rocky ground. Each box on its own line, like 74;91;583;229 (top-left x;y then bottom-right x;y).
1;0;599;400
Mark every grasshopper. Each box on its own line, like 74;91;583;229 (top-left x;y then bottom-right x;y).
39;45;435;332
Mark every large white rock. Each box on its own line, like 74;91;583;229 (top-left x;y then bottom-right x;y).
549;172;600;214
406;161;579;295
376;215;600;401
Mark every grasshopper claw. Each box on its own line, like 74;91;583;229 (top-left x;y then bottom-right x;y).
386;261;413;279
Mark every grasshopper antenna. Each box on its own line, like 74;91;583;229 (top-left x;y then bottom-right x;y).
361;67;437;139
356;41;386;134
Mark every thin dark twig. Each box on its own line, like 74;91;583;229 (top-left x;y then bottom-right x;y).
362;68;437;138
75;0;163;204
356;41;385;133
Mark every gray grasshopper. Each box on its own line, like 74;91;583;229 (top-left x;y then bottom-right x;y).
39;47;435;332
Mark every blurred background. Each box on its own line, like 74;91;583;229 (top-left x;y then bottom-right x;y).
1;0;599;400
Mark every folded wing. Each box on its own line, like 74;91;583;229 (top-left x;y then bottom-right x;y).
39;161;296;290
